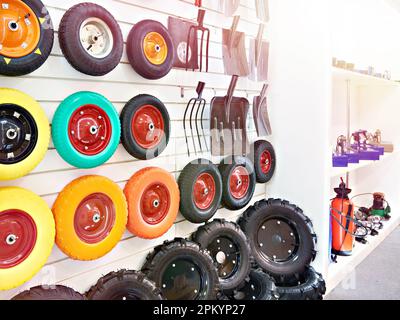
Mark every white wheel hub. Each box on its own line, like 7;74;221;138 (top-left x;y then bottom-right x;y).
79;18;113;59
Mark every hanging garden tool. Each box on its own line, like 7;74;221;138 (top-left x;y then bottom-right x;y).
255;0;270;22
184;82;209;156
249;24;269;82
222;16;250;77
253;84;272;137
168;9;210;72
210;75;250;156
219;0;240;17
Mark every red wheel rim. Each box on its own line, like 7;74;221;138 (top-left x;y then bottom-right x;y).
0;210;37;269
74;193;116;244
260;150;272;174
68;105;112;156
132;105;165;149
193;173;216;210
229;166;250;200
140;183;170;225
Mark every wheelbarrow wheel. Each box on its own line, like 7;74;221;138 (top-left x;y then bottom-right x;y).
124;167;180;239
142;238;219;300
0;0;54;76
58;3;123;76
52;91;121;169
52;175;128;261
276;267;326;300
192;219;251;294
251;140;276;184
127;20;174;80
0;88;50;180
12;285;85;300
178;159;222;223
86;270;163;300
121;94;170;160
232;269;279;301
219;156;256;211
0;187;55;291
238;199;317;284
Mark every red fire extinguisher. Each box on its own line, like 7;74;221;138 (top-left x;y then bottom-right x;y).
330;178;356;256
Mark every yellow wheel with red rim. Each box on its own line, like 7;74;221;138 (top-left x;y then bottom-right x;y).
143;32;168;65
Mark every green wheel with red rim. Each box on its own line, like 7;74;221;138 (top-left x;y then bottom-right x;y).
52;91;121;169
0;187;55;290
178;159;222;223
251;140;276;184
219;156;256;211
120;94;170;160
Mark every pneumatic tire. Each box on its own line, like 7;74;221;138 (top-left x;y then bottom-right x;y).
233;269;279;301
12;285;84;300
251;140;276;183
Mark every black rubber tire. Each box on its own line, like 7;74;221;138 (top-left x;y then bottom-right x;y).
142;238;219;300
276;267;326;300
12;285;85;300
192;219;251;294
120;94;170;160
219;156;256;211
0;0;54;76
127;20;174;80
59;2;123;76
178;159;223;223
251;140;276;183
238;199;317;285
232;269;279;301
86;269;163;300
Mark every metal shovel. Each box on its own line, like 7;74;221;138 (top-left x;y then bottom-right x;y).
255;0;270;22
253;84;272;137
249;24;269;82
210;75;250;156
222;16;250;77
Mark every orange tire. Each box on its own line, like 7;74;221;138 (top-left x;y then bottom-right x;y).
52;175;127;260
124;167;179;239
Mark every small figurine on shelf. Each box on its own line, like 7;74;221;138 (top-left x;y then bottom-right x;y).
332;135;360;167
351;130;382;160
370;129;394;153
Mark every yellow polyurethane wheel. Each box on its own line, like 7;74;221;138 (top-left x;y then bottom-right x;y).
0;187;55;291
52;175;128;261
0;88;50;180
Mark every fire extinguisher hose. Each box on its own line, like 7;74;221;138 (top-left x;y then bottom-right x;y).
330;206;368;238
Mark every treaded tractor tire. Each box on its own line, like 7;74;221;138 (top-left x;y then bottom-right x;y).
276;267;326;300
58;3;123;76
127;20;174;80
192;219;251;294
251;140;276;184
238;199;317;285
233;269;279;301
219;156;256;211
178;159;222;223
142;238;219;300
12;285;84;300
120;94;170;160
86;269;163;300
0;0;54;76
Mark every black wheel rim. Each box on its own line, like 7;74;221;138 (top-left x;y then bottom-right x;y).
161;258;206;300
256;218;300;263
240;277;263;300
208;237;240;280
108;289;144;300
0;104;38;164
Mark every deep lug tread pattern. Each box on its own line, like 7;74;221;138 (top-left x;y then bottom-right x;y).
238;198;317;285
12;285;84;300
85;269;163;300
142;238;220;300
192;219;251;294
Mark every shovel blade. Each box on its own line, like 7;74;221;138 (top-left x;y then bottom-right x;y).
222;29;250;77
249;40;269;82
219;0;240;16
253;95;272;137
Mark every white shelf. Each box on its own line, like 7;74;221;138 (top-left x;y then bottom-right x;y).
326;215;400;294
331;151;398;178
332;67;399;86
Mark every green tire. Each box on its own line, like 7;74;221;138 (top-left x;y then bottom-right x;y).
52;92;120;169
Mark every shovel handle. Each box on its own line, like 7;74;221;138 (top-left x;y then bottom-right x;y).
196;81;206;98
195;0;202;7
228;16;240;51
255;23;265;65
225;75;239;121
197;9;206;27
260;83;269;100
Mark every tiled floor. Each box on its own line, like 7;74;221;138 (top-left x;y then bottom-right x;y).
326;227;400;300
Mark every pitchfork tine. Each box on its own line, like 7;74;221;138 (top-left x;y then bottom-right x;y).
189;98;198;155
183;97;195;157
200;100;209;151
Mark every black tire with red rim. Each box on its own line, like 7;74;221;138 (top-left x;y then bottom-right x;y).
219;156;256;211
127;20;174;80
251;140;276;184
121;94;170;160
178;159;222;224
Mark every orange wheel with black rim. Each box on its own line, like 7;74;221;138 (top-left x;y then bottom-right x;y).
0;0;54;76
124;167;179;239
